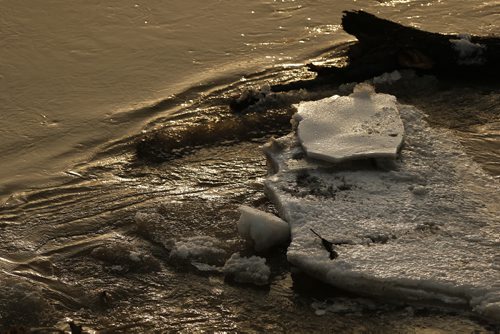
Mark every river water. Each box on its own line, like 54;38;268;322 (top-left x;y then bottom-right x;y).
0;0;498;332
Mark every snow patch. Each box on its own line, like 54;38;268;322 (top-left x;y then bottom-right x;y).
237;205;289;251
223;253;271;286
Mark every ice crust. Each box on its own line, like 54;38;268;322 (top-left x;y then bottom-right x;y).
169;236;227;265
223;253;271;286
264;90;500;321
168;236;272;285
293;84;404;163
237;205;290;252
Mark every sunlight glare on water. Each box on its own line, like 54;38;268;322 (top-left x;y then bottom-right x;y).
0;1;498;331
1;0;497;197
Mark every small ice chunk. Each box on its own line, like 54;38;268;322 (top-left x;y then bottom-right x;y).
90;243;161;273
169;236;226;265
129;251;141;262
372;70;402;85
293;84;404;163
110;265;124;272
315;309;327;316
237;205;290;252
311;298;376;315
222;253;271;286
450;34;486;65
410;185;428;195
191;261;221;272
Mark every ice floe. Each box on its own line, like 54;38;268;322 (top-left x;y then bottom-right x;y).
264;85;500;321
293;83;404;163
237;205;290;252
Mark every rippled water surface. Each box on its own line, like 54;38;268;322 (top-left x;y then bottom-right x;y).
0;0;499;332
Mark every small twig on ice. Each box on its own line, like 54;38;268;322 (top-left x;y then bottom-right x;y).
310;229;338;260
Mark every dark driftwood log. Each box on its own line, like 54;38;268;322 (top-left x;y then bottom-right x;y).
320;10;500;80
139;11;499;160
230;10;499;112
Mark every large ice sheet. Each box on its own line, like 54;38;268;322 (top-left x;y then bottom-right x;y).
264;93;500;321
293;84;404;163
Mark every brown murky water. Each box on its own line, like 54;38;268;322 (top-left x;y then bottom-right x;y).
0;1;498;332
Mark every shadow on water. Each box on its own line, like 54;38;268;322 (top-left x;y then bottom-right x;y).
0;51;498;332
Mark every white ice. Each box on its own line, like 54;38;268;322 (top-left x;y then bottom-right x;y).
371;70;402;85
450;34;486;65
237;205;290;252
311;298;376;316
169;236;226;265
293;83;404;163
223;253;271;286
264;88;500;322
